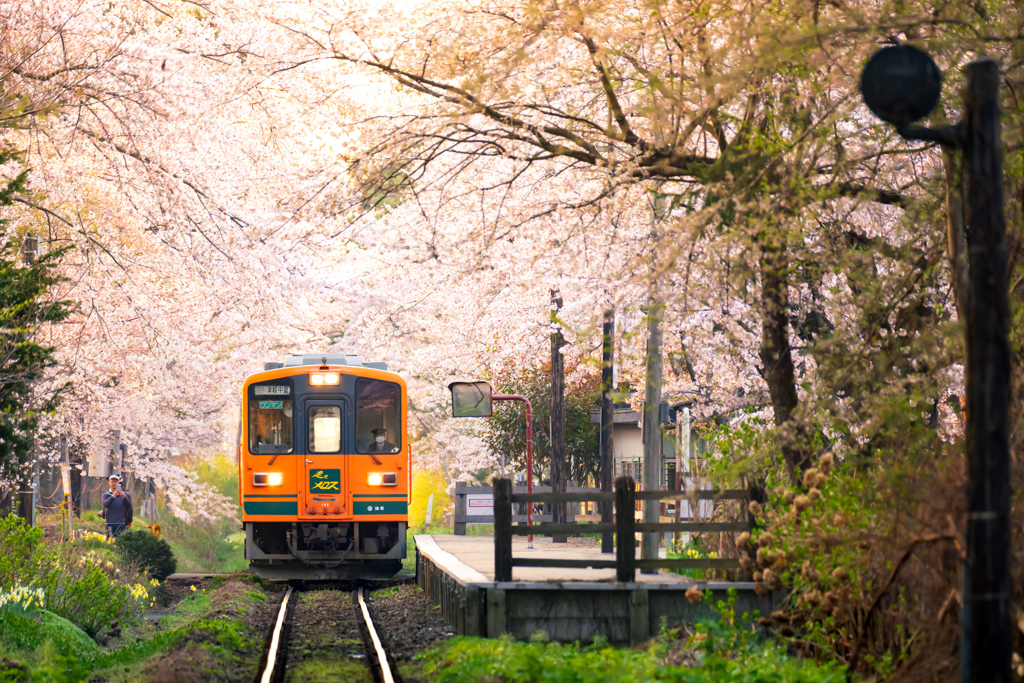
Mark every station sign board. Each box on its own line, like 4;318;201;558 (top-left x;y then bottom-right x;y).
465;493;494;517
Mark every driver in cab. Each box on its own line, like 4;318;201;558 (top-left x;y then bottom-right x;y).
366;428;396;454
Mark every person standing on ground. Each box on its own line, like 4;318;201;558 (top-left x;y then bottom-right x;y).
101;474;132;538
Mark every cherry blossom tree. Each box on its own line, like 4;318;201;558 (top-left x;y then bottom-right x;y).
0;0;384;518
258;0;1024;486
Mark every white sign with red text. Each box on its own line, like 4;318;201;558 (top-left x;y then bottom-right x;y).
466;493;494;516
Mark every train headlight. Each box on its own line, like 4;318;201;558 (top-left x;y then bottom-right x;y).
254;473;284;486
368;473;397;486
309;372;340;386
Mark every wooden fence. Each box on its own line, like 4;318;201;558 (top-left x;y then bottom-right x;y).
492;476;752;583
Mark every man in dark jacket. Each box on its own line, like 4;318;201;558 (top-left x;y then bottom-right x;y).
101;474;132;538
366;428;397;454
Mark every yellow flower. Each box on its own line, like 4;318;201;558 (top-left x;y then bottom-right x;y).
190;585;196;592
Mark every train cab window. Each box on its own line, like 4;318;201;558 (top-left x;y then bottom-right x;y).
356;378;402;454
248;381;293;454
309;406;342;453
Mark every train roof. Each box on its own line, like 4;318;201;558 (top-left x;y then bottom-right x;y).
263;354;388;372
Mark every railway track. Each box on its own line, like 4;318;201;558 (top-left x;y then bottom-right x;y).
255;585;400;683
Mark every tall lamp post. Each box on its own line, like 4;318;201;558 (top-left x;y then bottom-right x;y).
860;46;1010;683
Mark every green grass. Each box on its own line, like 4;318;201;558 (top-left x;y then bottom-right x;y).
157;593;214;631
374;585;401;599
415;634;853;683
0;607;188;681
0;574;276;682
288;655;373;682
162;523;248;574
413;588;856;683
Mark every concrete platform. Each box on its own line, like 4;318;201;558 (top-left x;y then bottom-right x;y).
429;534;692;583
414;534;784;644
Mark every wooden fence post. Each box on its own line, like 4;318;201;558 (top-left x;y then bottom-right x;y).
615;476;636;583
454;482;467;535
493;478;513;582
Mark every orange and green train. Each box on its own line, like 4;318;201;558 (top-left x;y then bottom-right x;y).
238;354;410;580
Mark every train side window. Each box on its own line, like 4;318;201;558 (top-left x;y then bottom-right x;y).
355;379;402;453
309;406;342;453
248;381;293;454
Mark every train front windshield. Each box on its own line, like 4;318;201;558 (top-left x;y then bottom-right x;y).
356;378;402;453
248;381;294;454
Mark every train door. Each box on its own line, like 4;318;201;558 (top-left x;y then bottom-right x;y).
301;398;350;518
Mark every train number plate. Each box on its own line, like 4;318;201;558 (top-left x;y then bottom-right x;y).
309;468;341;492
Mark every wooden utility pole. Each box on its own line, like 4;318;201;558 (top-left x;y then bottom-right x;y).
960;59;1010;683
550;289;567;543
641;299;664;572
600;309;615;553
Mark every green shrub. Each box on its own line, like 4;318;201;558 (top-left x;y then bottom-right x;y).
116;529;177;580
35;546;146;639
0;515;43;589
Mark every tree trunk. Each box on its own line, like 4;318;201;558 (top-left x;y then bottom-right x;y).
16;461;34;524
69;439;83;518
758;237;809;484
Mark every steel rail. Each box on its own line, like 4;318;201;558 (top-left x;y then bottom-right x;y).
259;586;293;683
358;587;396;683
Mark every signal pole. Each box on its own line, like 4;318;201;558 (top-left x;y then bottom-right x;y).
860;48;1010;683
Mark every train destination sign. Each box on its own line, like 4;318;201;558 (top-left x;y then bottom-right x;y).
255;385;290;395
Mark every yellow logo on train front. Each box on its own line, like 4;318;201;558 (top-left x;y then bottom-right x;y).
309;469;340;491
